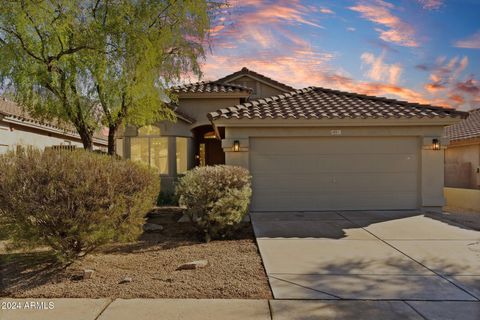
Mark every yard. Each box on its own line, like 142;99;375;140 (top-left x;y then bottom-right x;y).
0;208;272;299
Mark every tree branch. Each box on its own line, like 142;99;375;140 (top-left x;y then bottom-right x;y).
0;27;45;62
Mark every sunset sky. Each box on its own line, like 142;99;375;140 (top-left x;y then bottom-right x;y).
202;0;480;111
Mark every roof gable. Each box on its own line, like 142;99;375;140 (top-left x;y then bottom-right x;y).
208;87;467;121
216;67;295;93
171;81;252;95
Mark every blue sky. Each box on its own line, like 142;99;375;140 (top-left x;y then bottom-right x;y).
202;0;480;110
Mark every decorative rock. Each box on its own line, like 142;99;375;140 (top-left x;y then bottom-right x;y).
83;269;95;280
143;223;164;232
119;277;132;284
177;260;209;270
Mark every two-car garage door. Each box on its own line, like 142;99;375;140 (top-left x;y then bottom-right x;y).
249;137;419;211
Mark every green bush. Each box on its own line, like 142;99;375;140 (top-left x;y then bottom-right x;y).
176;165;252;242
0;148;159;262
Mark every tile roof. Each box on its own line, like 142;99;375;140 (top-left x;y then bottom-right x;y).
171;81;252;94
0;97;108;143
216;67;295;92
208;87;467;121
445;108;480;141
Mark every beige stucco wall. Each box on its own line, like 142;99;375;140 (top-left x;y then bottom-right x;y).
444;187;480;211
228;75;288;99
0;118;106;153
220;124;448;211
445;142;480;189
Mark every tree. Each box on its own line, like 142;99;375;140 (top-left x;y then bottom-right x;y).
0;1;217;153
0;1;102;150
88;1;212;155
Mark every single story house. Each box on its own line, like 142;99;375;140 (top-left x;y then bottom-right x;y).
119;67;467;212
0;98;108;153
443;108;480;211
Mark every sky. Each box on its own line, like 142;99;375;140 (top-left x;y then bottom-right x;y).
201;0;480;111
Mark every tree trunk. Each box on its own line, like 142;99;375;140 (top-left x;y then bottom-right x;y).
78;127;94;151
107;125;117;156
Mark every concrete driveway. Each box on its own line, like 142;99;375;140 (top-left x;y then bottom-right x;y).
252;210;480;318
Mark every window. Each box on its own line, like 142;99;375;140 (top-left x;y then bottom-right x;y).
176;137;188;174
130;126;168;174
130;137;150;167
150;138;168;174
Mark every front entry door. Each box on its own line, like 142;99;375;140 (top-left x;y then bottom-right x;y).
194;126;225;166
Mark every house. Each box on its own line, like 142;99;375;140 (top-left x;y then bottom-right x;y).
0;98;108;153
119;67;467;212
443;108;480;211
444;108;480;189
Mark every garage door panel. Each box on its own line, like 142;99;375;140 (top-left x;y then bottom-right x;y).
252;191;418;211
254;173;417;192
252;154;417;174
251;137;417;155
250;137;419;211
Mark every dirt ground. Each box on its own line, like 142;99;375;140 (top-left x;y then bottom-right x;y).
0;210;272;299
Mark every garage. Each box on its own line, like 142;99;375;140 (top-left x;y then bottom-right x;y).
208;86;466;212
250;136;419;211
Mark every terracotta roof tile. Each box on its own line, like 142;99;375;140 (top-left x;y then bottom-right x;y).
208;87;467;121
0;98;107;142
216;67;295;92
171;81;252;94
445;108;480;141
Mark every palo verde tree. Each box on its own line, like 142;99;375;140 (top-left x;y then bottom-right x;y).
0;1;102;150
87;1;213;155
0;1;219;153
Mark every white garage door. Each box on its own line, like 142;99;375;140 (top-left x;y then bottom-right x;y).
250;137;419;211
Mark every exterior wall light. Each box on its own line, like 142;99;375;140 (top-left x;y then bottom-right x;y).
233;140;240;152
432;138;440;150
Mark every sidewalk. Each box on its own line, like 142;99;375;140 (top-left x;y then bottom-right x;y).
1;298;480;319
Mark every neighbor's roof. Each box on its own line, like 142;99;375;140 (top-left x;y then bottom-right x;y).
216;67;295;92
171;81;252;94
0;97;108;143
445;108;480;141
208;87;467;121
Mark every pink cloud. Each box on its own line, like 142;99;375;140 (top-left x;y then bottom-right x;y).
454;31;480;49
349;0;419;47
360;51;403;84
319;8;334;14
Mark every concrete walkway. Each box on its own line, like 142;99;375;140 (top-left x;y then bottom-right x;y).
2;298;480;319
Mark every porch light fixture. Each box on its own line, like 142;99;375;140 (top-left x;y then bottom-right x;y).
432;138;440;150
233;140;240;152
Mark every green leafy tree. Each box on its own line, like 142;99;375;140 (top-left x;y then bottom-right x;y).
88;1;212;155
0;1;102;150
0;1;218;153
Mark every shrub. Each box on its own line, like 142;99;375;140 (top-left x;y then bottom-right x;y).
0;147;159;262
176;165;252;242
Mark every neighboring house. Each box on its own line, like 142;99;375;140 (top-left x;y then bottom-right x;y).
0;98;108;153
444;108;480;190
120;67;467;212
443;108;480;212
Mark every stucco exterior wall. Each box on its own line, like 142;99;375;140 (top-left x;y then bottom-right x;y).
0;119;106;153
221;124;447;211
445;142;480;189
228;75;287;99
444;187;480;211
